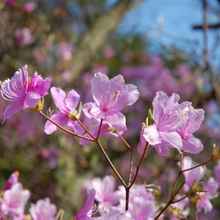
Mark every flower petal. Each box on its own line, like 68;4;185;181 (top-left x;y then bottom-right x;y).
160;131;182;150
182;136;204;154
64;89;80;111
44;113;68;135
50;87;66;112
143;124;161;145
3;102;23;120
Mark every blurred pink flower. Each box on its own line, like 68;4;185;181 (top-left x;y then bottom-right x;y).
57;42;73;61
181;157;205;191
4;0;16;6
30;198;57;220
1;183;30;219
86;176;118;209
117;185;155;220
1;65;51;120
15;28;33;46
23;2;36;13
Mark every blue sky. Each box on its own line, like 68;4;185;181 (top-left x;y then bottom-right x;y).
119;0;220;66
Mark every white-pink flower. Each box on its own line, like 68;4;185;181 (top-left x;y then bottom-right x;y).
30;198;57;220
1;183;30;219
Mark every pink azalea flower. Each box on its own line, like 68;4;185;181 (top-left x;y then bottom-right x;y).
1;183;30;219
196;178;218;213
86;176;118;210
95;208;132;220
75;189;95;220
181;157;205;191
143;91;204;155
203;177;219;197
83;73;139;135
117;185;155;220
1;65;51;120
44;87;81;134
143;91;183;155
177;102;204;154
30;198;57;220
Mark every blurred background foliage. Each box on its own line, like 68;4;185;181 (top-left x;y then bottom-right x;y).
1;0;220;218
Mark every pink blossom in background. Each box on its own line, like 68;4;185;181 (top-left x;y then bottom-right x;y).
117;185;155;220
4;0;16;6
40;147;59;169
30;198;57;220
86;176;118;210
103;46;115;59
1;183;30;219
57;42;73;61
15;28;34;46
175;64;196;98
83;72;139;135
121;56;178;100
22;2;36;13
1;65;51;120
181;157;205;191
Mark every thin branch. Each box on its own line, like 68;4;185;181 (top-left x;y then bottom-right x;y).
125;144;149;211
128;144;149;188
155;176;185;220
96;140;127;187
76;118;96;140
115;131;132;150
96;118;103;140
181;157;211;173
39;111;94;142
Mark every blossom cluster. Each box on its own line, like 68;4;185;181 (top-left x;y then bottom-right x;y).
0;65;220;219
0;172;57;220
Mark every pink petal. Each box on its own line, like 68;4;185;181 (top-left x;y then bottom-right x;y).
3;102;23;120
83;102;101;119
182;136;204;154
125;84;139;106
105;112;127;134
160;131;182;150
44;113;68;135
24;92;41;108
64;89;80;111
50;87;66;112
143;124;161;145
91;72;109;106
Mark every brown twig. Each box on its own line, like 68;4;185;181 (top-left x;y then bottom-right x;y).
39;111;94;142
125;144;149;211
